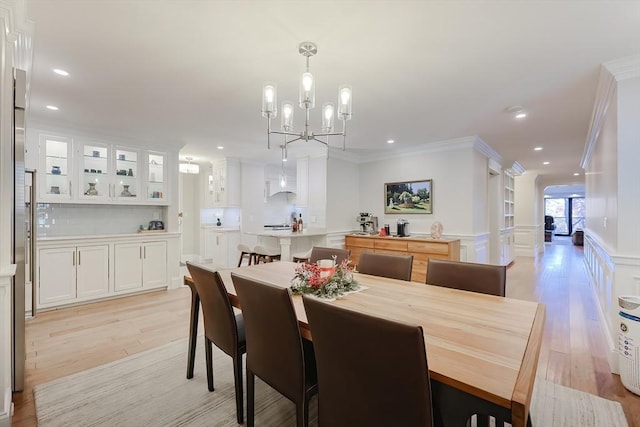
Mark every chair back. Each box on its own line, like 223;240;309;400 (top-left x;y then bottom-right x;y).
309;246;350;265
426;259;506;297
357;251;413;281
186;262;240;355
303;296;434;427
544;215;555;231
231;274;307;403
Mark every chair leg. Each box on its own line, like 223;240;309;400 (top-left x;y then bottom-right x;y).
232;354;244;424
295;402;307;427
205;337;214;392
186;293;199;379
247;368;255;427
237;252;245;268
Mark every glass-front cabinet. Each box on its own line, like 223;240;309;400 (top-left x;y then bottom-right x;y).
37;133;170;205
39;135;73;201
113;147;139;201
146;151;167;202
79;142;110;201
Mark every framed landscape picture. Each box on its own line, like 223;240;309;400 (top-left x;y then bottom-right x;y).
384;179;432;214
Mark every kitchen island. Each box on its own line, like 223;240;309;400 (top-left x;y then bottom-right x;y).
245;229;328;261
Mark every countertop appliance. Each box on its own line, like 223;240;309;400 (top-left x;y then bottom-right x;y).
357;213;378;235
397;219;410;237
12;68;30;392
148;220;165;230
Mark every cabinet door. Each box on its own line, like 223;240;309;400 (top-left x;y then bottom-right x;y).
39;247;76;305
39;134;73;202
78;142;111;201
143;241;167;288
113;147;140;202
114;243;143;291
203;229;215;260
146;151;168;203
211;232;228;268
76;245;109;298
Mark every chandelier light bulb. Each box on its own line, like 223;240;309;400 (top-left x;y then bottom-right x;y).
340;88;350;104
265;87;274;102
262;83;277;118
302;73;313;92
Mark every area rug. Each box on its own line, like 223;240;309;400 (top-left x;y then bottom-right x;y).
34;337;628;426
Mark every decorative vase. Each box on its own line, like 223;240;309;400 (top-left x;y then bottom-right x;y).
51;165;61;175
85;182;98;196
120;185;132;197
430;221;443;239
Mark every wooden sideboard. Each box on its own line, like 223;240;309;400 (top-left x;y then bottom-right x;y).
345;235;460;283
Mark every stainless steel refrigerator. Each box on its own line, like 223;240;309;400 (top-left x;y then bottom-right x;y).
11;68;33;392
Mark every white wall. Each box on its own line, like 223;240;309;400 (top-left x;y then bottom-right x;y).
240;162;267;234
582;56;640;373
585;95;618;251
307;156;327;228
356;138;494;262
326;156;359;232
514;172;541;257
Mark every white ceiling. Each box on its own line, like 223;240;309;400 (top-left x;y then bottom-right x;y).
25;1;640;184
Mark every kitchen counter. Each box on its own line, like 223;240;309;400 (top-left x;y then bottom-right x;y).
200;225;240;232
246;229;329;260
246;229;328;238
37;231;181;243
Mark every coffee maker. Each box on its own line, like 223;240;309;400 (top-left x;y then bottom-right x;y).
357;212;378;235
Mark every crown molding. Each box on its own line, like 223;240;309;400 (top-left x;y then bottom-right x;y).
472;136;502;164
582;55;640;169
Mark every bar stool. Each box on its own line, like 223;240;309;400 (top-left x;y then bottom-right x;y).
291;248;312;263
237;244;257;267
253;245;281;263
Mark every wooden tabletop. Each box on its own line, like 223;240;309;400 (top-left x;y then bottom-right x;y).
197;261;544;427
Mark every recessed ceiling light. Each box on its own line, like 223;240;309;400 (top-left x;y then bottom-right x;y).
505;105;527;119
573;173;580;176
53;68;69;76
46;105;59;111
543;161;550;165
534;147;543;151
387;139;395;144
217;146;224;150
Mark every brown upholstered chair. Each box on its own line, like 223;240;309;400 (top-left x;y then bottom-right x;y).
357;251;414;281
303;296;437;427
309;246;351;265
426;258;506;296
253;245;281;263
231;274;318;427
237;243;257;267
186;262;246;424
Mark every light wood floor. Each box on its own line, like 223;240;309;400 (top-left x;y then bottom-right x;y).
11;239;640;426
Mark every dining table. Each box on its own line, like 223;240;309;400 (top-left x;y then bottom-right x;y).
184;261;545;427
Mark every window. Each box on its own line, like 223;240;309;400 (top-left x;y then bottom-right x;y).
545;197;584;236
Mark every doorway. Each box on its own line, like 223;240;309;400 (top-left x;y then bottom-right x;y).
544;197;585;236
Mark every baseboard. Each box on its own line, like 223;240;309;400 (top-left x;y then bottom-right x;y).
0;388;12;427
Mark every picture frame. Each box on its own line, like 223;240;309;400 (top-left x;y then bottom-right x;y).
384;179;432;214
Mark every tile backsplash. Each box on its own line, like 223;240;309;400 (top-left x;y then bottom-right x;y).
37;203;167;237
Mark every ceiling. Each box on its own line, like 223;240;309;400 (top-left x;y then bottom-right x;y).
25;1;640;185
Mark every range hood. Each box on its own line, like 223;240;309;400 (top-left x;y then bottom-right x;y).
265;179;296;197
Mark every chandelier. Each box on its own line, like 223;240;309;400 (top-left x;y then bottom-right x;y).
261;41;352;160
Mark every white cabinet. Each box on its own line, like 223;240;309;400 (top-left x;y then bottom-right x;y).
39;134;74;201
37;132;170;205
202;229;240;268
209;158;240;207
146;151;169;203
114;241;167;292
38;245;109;306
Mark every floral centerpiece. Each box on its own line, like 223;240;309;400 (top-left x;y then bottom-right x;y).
291;258;359;299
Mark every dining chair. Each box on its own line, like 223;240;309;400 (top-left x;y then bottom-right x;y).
426;258;506;296
237;243;257;267
357;251;414;281
253;245;282;263
231;273;318;427
302;296;437;427
308;246;350;265
185;262;246;424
